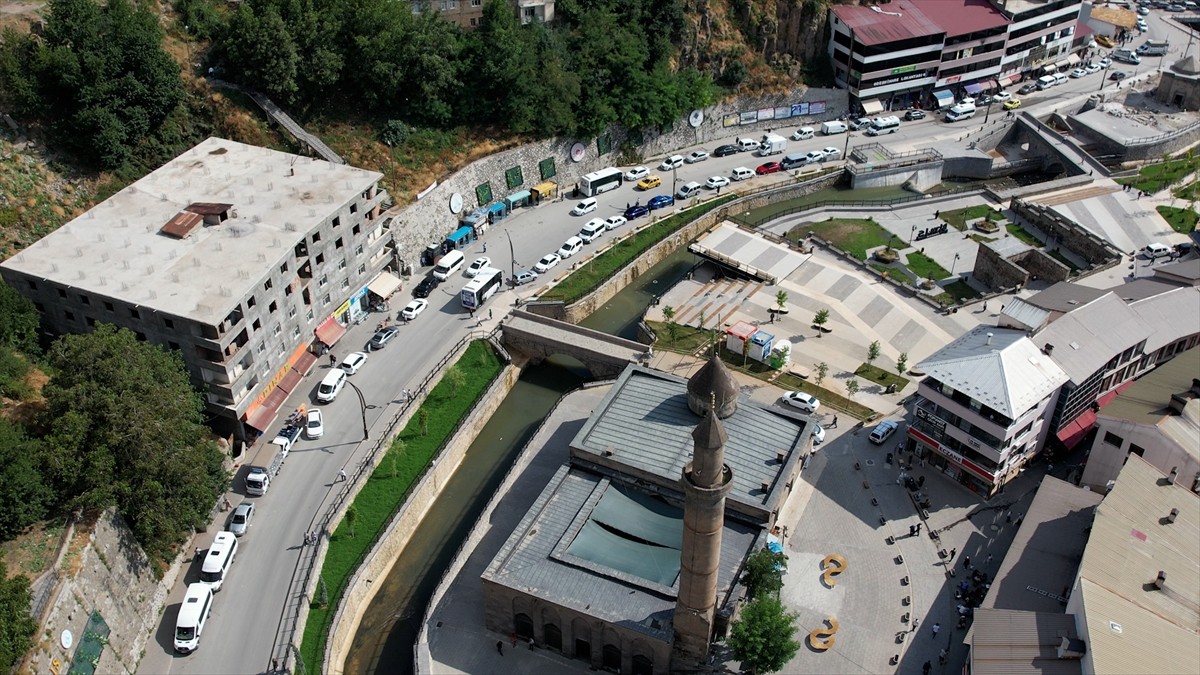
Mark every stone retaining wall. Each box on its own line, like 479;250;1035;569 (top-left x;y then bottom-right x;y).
1011;199;1122;266
1011;249;1072;283
974;244;1029;291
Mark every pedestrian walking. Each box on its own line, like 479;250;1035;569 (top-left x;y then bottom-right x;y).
916;523;922;534
982;301;987;313
527;637;535;650
909;524;917;536
510;633;518;648
939;648;948;665
496;640;504;656
931;622;941;638
195;546;202;561
469;309;475;319
949;547;957;560
831;414;839;429
329;354;337;366
483;242;488;253
923;661;932;675
912;618;920;632
337;468;347;482
963;555;971;570
986;553;994;566
1015;514;1024;527
488;309;493;320
1005;510;1012;523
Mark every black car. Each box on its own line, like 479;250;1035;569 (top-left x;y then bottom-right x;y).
713;144;739;157
624;204;650;220
904;109;926;121
413;275;439;298
1110;70;1128;81
368;325;400;351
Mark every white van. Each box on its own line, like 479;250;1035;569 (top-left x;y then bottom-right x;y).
578;218;606;243
736;137;761;152
821;121;848;135
866;116;901;136
316;368;346;403
781;153;808;170
791;126;815;141
199;531;238;592
433;249;465;281
676;181;702;199
1036;75;1057;90
570;197;598;216
174;583;214;654
1053;72;1069;86
945;104;977;122
731;167;754;181
557;236;584;259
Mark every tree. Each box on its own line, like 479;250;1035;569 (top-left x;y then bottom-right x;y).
0;419;52;540
39;324;226;564
897;352;909;375
222;4;301;102
813;309;830;336
774;290;789;313
343;504;357;539
0;560;37;672
419;408;429;436
741;547;786;599
0;280;39;354
388;439;405;478
866;340;881;367
728;595;800;674
768;343;790;371
814;362;829;388
662;305;679;342
445;366;465;396
846;378;860;400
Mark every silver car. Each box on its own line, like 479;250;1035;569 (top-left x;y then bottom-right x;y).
229;502;254;537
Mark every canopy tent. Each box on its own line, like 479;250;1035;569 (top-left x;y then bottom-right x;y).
933;90;955;108
314;316;347;347
861;98;885;114
367;271;403;299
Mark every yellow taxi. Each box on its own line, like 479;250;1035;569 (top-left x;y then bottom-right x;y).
1002;99;1022;110
636;175;662;190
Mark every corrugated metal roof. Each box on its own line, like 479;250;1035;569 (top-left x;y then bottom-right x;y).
1128;286;1200;354
969;609;1083;675
1076;456;1200;674
1032;293;1150;385
831;0;943;46
917;327;1068;418
1154;257;1200;282
911;0;1010;36
983;477;1102;613
1097;347;1200;424
1025;282;1107;314
999;297;1052;332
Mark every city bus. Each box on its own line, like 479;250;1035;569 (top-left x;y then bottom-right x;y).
461;267;503;310
577;167;623;197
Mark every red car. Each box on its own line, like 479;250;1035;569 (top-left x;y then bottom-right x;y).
756;162;783;175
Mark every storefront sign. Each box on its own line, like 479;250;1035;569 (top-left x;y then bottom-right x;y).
891;65;918;75
935;445;965;464
915;407;947;434
334;298;352;318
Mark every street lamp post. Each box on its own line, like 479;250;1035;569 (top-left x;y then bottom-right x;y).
951;252;961;276
345;380;370;441
843;132;855;160
504;229;516;286
910;224;918;245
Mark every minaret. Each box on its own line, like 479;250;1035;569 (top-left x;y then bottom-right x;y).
673;359;737;667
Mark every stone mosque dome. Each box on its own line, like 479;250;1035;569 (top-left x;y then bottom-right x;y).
686;356;739;419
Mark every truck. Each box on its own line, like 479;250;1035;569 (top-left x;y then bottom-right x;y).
757;133;788;156
269;423;303;458
244;446;285;496
1137;39;1169;56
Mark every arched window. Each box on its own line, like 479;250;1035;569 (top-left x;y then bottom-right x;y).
632;654;653;675
602;644;622;672
543;623;563;652
514;613;534;640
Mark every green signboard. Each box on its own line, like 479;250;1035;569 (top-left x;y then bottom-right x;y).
505;166;524;190
891;65;918;75
475;182;493;207
538;157;556;180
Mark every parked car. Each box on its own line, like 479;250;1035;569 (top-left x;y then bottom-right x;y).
811;423;826;446
713;144;739;157
1110;70;1129;81
685;150;710;164
637;175;662;190
782;391;820;413
339;351;369;375
1002;99;1022;110
466;257;491;277
533;253;560;273
368;325;400;350
848;117;871;130
1144;242;1172;259
413;275;439;298
756;161;783;175
513;269;539;286
228;502;254;537
647;195;675;210
1085;63;1102;74
1017;83;1038;95
977;94;994;106
604;215;627;230
624;204;650;220
1070;67;1087;78
869;419;899;444
804;150;827;164
624;166;649;182
822;147;842;160
400;299;427;321
904;109;926;120
659;155;684;170
993;91;1012;102
305;408;324;440
706;175;730;189
557;236;584;259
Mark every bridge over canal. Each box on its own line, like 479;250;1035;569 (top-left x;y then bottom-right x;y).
500;310;650;379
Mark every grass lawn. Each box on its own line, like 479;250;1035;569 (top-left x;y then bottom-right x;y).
647;321;719;354
770;370;877;421
1173;181;1199;201
904;251;950;280
854;363;911;390
1005;221;1042;247
939;204;1000;232
541;196;735;303
869;263;916;284
969;233;998;244
934;280;982;306
1120;156;1200;194
786;217;893;260
300;341;503;669
1157;205;1199;234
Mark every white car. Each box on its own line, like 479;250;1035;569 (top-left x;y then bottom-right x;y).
534;253;560;273
305;409;324;440
1085;63;1102;74
604;215;627;230
1070;67;1087;78
782;391;821;413
804;150;826;164
401;299;428;321
811;422;826;446
558;236;584;259
821;147;841;160
339;351;369;375
993;91;1012;103
659;155;684;170
466;256;491;277
624;166;649;182
706;175;730;189
685;150;710;164
1099;57;1112;68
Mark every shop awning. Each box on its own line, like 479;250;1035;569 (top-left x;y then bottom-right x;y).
368;271;403;299
294;351;318;376
315;316;347;347
1067;54;1082;65
1054;59;1072;70
861;98;885;114
1000;74;1021;86
933;90;955;108
245;390;287;433
984;80;999;90
277;368;303;395
1042;63;1058;73
964;82;985;95
1055;409;1096;449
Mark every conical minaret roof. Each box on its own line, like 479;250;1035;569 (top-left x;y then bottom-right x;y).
686;355;738;419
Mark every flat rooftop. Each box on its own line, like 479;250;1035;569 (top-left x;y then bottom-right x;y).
911;0;1009;36
831;0;943;46
1;138;382;325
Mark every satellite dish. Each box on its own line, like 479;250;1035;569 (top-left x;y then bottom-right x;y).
689;110;704;128
570;143;586;162
61;630;73;649
449;193;464;214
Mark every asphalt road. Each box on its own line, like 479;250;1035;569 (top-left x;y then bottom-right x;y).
136;10;1196;674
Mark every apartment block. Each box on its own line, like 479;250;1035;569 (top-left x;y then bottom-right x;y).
411;0;553;29
0;138;397;439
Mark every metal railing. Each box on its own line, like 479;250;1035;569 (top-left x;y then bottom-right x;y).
729;183;980;230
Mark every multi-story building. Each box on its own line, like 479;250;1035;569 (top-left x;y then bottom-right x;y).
907;326;1069;496
411;0;554;29
0;138;397;440
828;0;1086;111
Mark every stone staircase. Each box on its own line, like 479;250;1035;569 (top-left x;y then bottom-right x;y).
673;278;764;329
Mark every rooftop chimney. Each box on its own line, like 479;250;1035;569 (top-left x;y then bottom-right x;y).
1166;508;1179;523
986;332;993;345
1167;466;1179;485
1153;570;1166;590
1056;636;1086;660
1044;343;1055;355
